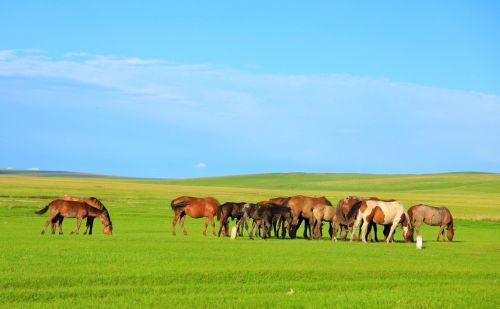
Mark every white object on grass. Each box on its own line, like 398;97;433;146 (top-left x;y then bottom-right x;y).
230;226;238;240
416;235;423;249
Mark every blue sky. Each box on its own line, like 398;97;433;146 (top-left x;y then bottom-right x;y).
0;1;499;177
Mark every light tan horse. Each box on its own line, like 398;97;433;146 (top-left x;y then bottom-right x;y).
408;204;454;241
311;204;336;240
51;196;108;235
36;200;112;235
171;196;220;236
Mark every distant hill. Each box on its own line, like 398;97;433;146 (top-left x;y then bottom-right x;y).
160;172;500;194
0;169;118;178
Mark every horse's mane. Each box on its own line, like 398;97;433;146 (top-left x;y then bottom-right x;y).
87;197;107;210
322;196;333;206
367;197;396;202
346;200;363;221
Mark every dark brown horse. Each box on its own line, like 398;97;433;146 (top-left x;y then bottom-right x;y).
171;196;220;236
285;195;333;239
408;204;454;241
217;202;246;237
333;196;364;241
51;196;108;235
36;200;112;235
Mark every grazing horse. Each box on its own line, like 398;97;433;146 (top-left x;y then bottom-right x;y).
263;203;293;239
311;204;336;240
285;195;333;239
51;196;108;235
350;198;413;243
236;203;259;238
333;196;379;241
36;200;112;235
408;204;454;241
217;202;246;237
171;196;220;236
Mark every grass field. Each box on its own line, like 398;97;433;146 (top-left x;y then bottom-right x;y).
0;172;499;308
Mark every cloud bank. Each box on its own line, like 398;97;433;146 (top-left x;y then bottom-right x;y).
0;50;499;176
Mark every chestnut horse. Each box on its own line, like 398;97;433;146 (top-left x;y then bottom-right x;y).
408;204;454;241
50;196;108;235
171;196;220;236
285;195;333;239
350;198;413;243
36;200;112;235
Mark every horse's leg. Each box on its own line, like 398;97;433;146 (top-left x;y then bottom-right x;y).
332;222;339;241
209;215;216;236
385;220;400;243
350;216;363;242
360;219;369;243
328;222;333;239
83;218;90;235
172;211;180;236
71;217;82;235
179;213;188;236
303;218;310;239
202;217;209;236
55;217;64;235
248;219;255;239
41;212;57;235
217;216;225;237
89;217;94;235
373;223;379;242
50;216;57;234
415;221;422;236
437;224;445;241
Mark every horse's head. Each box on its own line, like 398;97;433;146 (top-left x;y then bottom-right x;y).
447;223;455;241
402;213;414;242
99;211;113;235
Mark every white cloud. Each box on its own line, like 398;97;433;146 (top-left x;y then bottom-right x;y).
193;162;207;169
0;49;499;172
26;167;40;171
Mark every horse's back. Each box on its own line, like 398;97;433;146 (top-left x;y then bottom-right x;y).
366;199;404;222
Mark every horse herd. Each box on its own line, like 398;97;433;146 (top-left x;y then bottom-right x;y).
171;195;455;242
34;194;455;242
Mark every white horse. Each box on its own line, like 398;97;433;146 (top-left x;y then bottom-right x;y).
350;198;413;243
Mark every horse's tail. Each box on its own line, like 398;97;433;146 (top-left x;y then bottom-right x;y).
347;201;363;221
35;204;50;215
171;200;188;212
216;206;222;221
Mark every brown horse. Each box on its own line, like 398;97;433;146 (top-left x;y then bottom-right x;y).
285;195;333;239
36;200;112;235
51;196;108;235
408;204;454;241
171;196;220;236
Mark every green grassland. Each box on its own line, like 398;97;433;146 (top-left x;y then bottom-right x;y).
0;172;499;308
